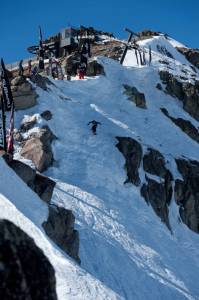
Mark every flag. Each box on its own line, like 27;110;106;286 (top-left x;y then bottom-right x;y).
0;96;7;151
7;101;14;155
0;58;14;111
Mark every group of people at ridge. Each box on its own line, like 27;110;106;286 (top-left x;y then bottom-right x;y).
18;36;91;80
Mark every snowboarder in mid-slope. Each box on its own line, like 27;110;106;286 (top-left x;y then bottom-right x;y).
88;120;101;135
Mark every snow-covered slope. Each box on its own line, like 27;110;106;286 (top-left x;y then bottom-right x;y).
3;34;199;299
0;157;120;299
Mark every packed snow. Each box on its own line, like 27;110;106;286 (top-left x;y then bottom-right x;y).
1;34;199;299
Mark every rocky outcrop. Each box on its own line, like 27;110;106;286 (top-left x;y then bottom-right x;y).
91;40;123;60
143;148;168;178
141;176;172;231
30;74;54;90
141;148;173;231
137;30;161;40
9;76;37;110
159;70;199;121
86;60;105;76
116;137;142;186
0;219;57;300
42;205;80;264
175;158;199;233
20;125;56;172
123;84;147;109
161;108;199;144
177;47;199;68
41;110;53;121
4;157;56;203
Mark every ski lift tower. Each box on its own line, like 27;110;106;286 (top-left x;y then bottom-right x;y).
120;28;139;64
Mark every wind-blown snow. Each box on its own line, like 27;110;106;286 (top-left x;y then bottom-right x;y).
3;35;199;299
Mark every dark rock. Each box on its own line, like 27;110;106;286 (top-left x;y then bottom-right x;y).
116;137;142;186
41;110;53;121
20;126;55;172
91;40;123;61
143;148;168;178
159;70;199;121
34;174;56;203
157;45;173;58
0;219;57;300
161;108;199;144
159;70;184;100
156;83;162;90
4;158;56;203
137;30;161;40
42;205;80;264
141;176;172;231
86;60;105;76
177;47;199;68
175;158;199;233
123;84;147;109
30;74;54;91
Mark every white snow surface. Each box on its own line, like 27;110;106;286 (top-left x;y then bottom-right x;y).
2;35;199;299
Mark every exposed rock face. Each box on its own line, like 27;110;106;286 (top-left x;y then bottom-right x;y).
141;148;173;231
157;45;173;58
175;158;199;233
177;47;199;68
41;110;53;121
91;40;123;61
43;205;80;264
20;125;55;172
116;137;142;186
4;158;56;203
161;108;199;144
159;70;199;121
143;148;168;178
0;219;57;300
86;60;105;76
137;30;161;40
9;76;37;110
123;84;147;109
30;74;54;90
141;176;172;231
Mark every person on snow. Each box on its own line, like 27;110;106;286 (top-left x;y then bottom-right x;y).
51;57;59;79
77;62;86;79
38;58;45;71
18;60;24;76
88;120;101;135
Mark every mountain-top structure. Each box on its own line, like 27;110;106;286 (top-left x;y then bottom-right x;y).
0;24;199;299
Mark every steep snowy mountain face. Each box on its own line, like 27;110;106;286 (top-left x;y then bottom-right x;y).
1;30;199;299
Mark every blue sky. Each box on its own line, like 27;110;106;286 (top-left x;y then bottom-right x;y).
0;0;198;63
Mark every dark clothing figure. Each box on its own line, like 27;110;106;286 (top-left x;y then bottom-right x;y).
88;120;101;135
149;46;152;65
18;60;24;76
39;58;44;71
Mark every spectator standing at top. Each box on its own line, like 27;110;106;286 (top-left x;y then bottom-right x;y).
18;60;24;76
